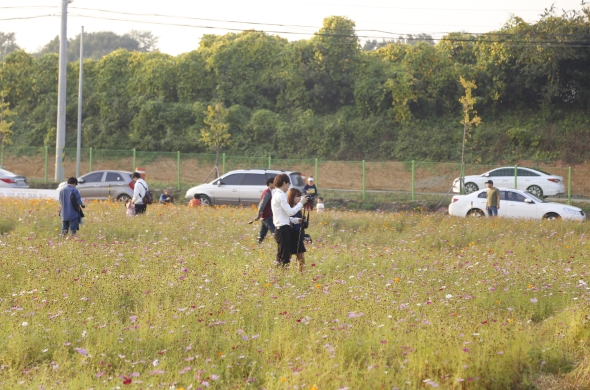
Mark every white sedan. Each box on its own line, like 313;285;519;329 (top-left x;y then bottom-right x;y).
452;167;564;197
449;188;586;221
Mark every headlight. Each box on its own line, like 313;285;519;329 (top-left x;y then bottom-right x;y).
563;207;579;215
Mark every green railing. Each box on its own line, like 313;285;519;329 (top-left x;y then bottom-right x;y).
2;145;588;205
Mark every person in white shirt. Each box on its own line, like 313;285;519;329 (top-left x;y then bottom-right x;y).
316;197;325;213
271;173;308;267
131;172;149;215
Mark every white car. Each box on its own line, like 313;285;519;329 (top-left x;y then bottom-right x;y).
452;167;564;197
449;188;585;221
185;169;305;206
0;168;29;188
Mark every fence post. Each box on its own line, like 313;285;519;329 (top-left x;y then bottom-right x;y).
362;160;366;200
89;147;93;172
133;148;136;171
315;158;318;186
222;153;226;175
411;160;415;201
268;156;271;170
568;167;572;205
44;146;48;183
177;151;181;190
514;165;517;189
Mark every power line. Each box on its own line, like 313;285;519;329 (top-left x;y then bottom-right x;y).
247;0;544;12
0;14;56;22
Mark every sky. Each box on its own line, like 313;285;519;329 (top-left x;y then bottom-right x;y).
0;0;587;55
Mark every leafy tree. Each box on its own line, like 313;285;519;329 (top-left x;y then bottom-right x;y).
200;102;231;179
458;77;482;192
0;90;16;167
0;32;20;61
36;31;158;61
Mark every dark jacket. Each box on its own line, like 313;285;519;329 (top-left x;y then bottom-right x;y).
59;185;83;222
258;188;273;219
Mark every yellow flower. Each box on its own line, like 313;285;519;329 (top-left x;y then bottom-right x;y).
280;377;286;382
315;284;321;289
394;278;400;283
528;284;533;289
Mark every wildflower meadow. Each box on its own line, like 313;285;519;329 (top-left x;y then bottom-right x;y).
0;198;589;389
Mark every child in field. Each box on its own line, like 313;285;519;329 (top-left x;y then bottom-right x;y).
125;199;135;217
188;194;202;207
316;197;325;213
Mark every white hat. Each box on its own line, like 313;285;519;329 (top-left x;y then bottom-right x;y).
308;177;314;182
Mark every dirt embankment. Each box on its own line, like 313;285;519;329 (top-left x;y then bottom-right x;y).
5;153;590;195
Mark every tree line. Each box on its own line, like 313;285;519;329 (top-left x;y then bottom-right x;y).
1;7;590;164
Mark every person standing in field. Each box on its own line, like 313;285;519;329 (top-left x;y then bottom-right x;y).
59;177;84;235
271;173;308;267
302;177;318;210
255;177;275;243
316;197;325;213
485;180;500;217
288;188;307;272
131;172;149;215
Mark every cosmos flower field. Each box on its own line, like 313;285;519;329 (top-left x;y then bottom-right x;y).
0;198;589;389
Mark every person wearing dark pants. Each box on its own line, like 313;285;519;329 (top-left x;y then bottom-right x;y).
271;174;308;266
485;180;500;217
131;172;149;215
256;178;275;243
59;177;84;235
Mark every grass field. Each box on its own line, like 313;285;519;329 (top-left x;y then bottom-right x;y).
0;198;589;389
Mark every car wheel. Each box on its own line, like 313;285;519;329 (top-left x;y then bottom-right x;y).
466;208;485;217
117;194;131;202
527;185;543;198
199;195;211;206
543;212;561;220
464;182;479;194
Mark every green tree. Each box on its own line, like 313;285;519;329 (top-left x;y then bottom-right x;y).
458;77;482;193
0;91;16;167
0;32;20;61
201;102;231;180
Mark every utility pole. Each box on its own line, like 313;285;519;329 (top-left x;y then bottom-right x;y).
55;0;72;182
76;26;84;178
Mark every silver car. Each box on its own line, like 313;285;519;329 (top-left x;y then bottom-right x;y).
58;170;135;201
0;168;29;188
185;169;305;206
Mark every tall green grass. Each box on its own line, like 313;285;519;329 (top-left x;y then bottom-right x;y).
0;198;588;389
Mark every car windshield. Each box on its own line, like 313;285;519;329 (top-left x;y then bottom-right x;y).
526;192;547;203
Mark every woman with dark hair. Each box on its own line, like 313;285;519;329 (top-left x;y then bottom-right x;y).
288;188;307;272
271;173;308;267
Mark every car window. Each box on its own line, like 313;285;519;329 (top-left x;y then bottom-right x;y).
491;168;515;177
505;191;526;202
243;173;266;186
478;192;487;199
499;191;507;201
517;168;539;177
81;172;104;183
105;172;125;182
290;173;304;186
266;173;278;182
220;173;243;185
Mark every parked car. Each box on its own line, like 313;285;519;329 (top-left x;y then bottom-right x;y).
449;188;585;221
452;167;564;197
185;169;305;206
57;170;135;201
0;168;29;188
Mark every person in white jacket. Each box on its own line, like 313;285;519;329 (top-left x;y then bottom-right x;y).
271;173;308;267
131;172;149;215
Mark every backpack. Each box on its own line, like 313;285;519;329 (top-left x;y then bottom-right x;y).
139;182;153;205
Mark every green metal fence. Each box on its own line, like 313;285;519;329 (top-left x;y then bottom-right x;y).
2;145;588;204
